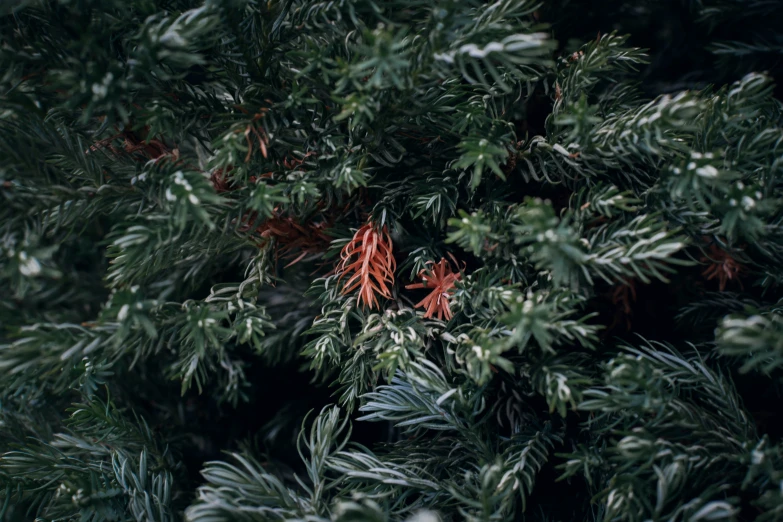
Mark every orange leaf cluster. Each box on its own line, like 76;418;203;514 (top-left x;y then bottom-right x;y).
701;245;743;291
405;257;461;320
337;223;396;309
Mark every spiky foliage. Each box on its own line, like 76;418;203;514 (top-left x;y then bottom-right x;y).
337;222;396;310
405;257;462;320
2;1;783;521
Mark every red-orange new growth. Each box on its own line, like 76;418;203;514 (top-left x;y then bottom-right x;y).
405;257;462;320
337;223;396;309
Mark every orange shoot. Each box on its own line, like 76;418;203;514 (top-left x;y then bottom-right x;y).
337;222;396;309
405;257;461;320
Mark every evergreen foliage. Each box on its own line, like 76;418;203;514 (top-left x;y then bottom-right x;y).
2;0;783;520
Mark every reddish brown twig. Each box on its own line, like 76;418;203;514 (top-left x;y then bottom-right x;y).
210;167;234;193
241;207;331;268
282;151;316;170
87;125;178;164
606;278;637;333
701;244;743;291
611;278;637;316
244;124;268;162
501;148;517;177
